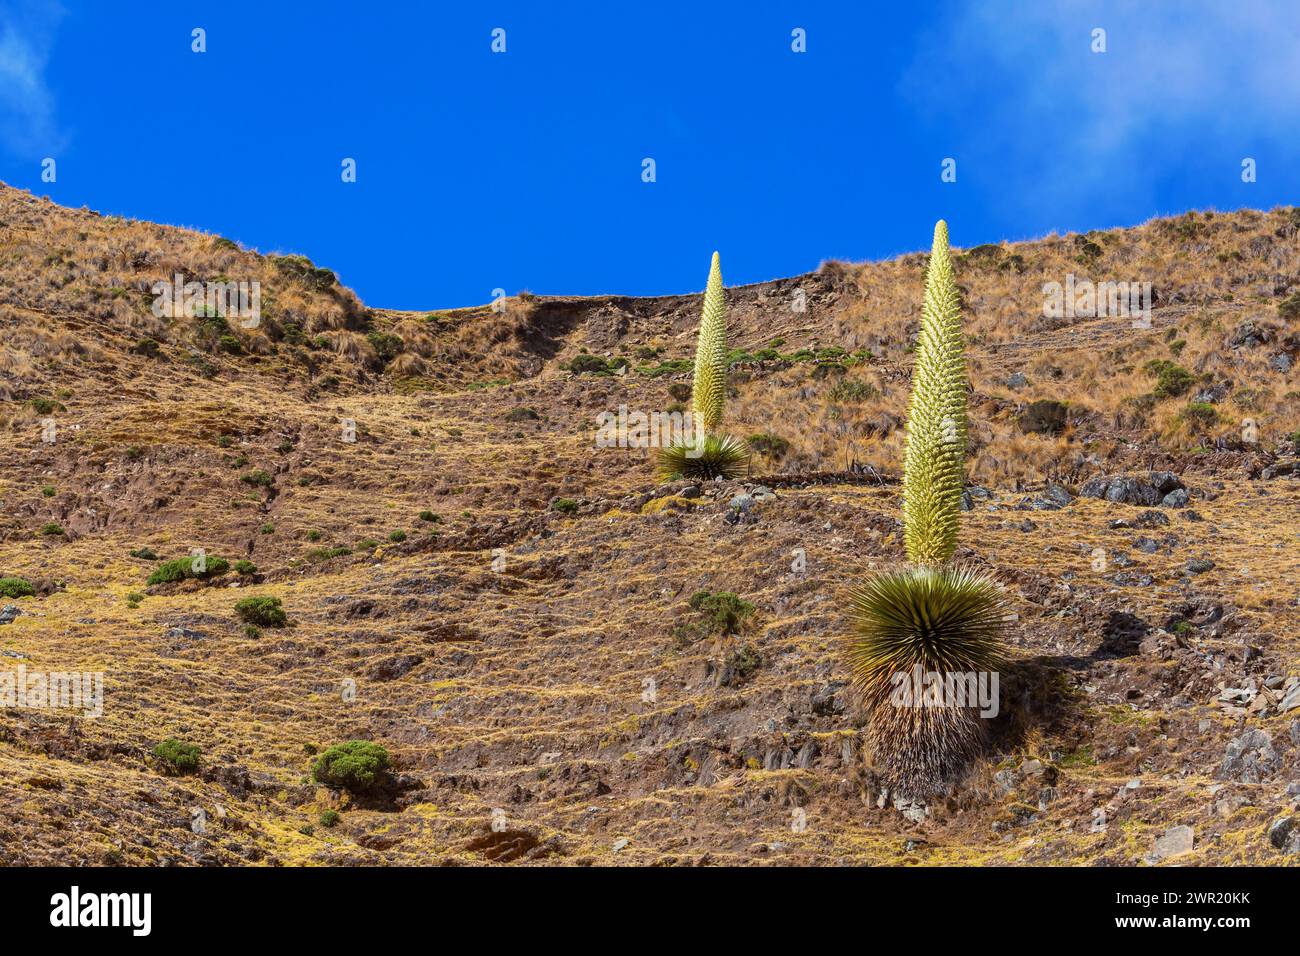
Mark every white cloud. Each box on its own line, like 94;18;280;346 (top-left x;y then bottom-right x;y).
0;0;66;156
903;0;1300;217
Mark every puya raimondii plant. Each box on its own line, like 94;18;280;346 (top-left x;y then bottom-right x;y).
844;220;1008;800
656;252;751;480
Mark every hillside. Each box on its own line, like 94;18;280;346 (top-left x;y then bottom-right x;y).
0;180;1298;865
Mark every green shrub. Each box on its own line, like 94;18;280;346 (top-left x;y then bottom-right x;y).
418;510;440;523
129;547;158;560
153;739;201;775
234;596;287;628
260;523;275;535
147;555;230;585
28;398;60;415
388;529;407;543
552;498;579;514
306;529;322;542
126;591;144;608
39;523;65;537
1180;401;1218;426
746;432;790;458
725;643;762;682
306;545;352;563
1145;359;1194;399
233;560;257;575
218;334;243;355
0;577;35;598
41;485;55;497
354;539;379;552
366;331;404;363
1279;292;1300;322
319;809;341;828
240;469;273;487
688;591;754;635
828;379;877;403
133;338;162;358
312;741;391;792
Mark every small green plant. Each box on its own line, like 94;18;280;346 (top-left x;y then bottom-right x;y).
234;596;287;628
233;560;257;575
828;378;878;403
388;529;407;543
306;529;322;542
725;644;762;682
312;741;392;792
552;498;579;514
28;398;60;415
689;590;754;635
126;591;144;608
152;738;201;775
0;577;35;599
1180;401;1218;427
260;522;275;535
244;624;261;639
319;809;341;828
746;432;790;459
41;485;55;497
418;510;440;523
39;523;65;537
240;469;274;487
1145;359;1194;399
129;547;159;560
147;556;230;585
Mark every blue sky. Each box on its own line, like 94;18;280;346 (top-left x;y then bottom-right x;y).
1;1;1297;309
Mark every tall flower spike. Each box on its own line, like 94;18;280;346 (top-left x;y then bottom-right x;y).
691;251;727;434
902;220;968;565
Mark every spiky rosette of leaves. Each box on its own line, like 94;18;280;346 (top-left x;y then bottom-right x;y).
845;564;1008;797
903;220;967;566
691;252;727;433
655;432;750;481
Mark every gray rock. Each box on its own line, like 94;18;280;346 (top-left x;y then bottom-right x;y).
893;795;928;824
1225;319;1273;349
0;605;20;625
678;485;702;499
728;494;755;513
1135;537;1160;554
1081;474;1178;507
1185;558;1215;574
1267;816;1300;854
1006;372;1028;389
1148;825;1195;862
164;626;206;640
1193;382;1230;404
1161;488;1190;508
1218;729;1280;783
1270;352;1293;373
